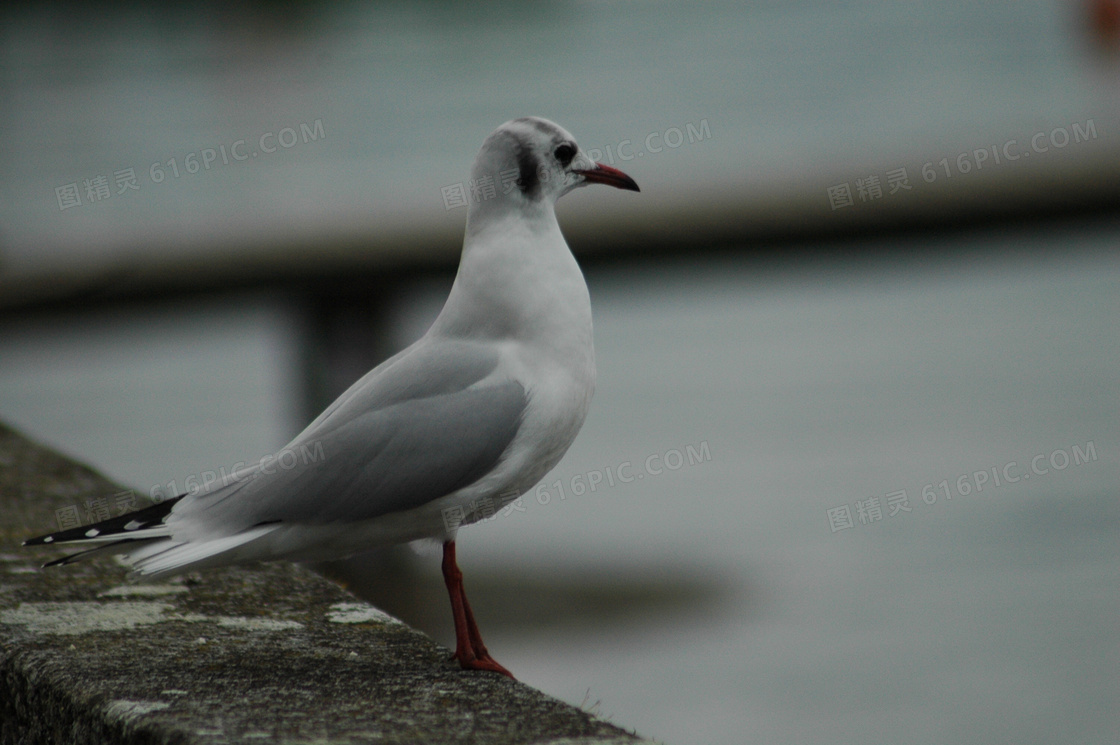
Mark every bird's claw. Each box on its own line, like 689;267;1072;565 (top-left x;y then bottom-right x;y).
450;648;514;678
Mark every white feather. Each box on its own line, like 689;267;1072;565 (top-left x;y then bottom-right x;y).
126;525;280;578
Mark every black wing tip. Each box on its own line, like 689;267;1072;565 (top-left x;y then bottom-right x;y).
22;494;185;548
41;538;143;569
24;525;98;546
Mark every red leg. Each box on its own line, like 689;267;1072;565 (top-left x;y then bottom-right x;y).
441;540;513;678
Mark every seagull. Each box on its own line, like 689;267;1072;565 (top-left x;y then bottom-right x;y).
24;116;639;678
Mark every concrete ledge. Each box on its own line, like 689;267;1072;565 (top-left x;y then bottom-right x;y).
0;422;650;745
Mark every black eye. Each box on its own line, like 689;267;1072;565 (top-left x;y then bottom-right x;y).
554;144;576;167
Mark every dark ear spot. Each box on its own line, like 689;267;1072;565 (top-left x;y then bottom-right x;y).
516;147;540;199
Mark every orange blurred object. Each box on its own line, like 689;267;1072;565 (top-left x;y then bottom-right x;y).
1089;0;1120;43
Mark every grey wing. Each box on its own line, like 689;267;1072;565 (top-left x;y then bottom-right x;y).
259;380;526;523
295;338;503;439
177;340;527;530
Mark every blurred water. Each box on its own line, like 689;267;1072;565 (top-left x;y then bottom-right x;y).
0;294;304;493
2;0;1116;282
474;226;1120;745
3;2;1119;739
1;220;1117;744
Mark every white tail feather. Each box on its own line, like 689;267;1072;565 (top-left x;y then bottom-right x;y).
125;525;280;578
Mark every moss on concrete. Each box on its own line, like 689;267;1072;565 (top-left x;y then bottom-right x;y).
0;422;650;745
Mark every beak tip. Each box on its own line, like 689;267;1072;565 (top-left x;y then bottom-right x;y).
576;163;640;193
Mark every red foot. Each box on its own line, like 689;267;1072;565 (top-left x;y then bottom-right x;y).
442;540;515;679
451;650;514;678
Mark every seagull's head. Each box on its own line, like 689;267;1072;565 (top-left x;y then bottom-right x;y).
469;117;639;216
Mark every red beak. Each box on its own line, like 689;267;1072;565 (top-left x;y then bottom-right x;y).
574;163;640;192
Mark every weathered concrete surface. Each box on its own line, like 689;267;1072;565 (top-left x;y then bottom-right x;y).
0;422;650;745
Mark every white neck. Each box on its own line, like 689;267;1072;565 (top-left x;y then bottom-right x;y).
429;204;593;366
